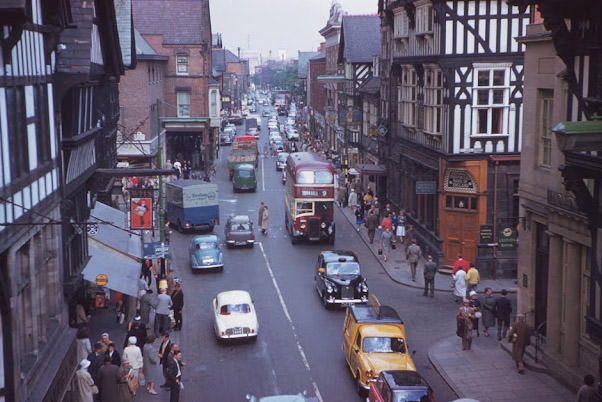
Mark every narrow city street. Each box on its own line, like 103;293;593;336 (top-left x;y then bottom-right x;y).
125;108;460;402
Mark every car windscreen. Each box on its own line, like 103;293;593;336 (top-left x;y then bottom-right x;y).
237;170;252;178
362;337;406;353
196;242;215;250
232;223;250;231
391;390;429;402
220;303;251;315
326;262;360;276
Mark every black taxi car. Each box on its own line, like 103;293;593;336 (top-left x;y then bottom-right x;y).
368;370;435;402
314;250;368;308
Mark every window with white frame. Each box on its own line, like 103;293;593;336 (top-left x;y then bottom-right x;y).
538;89;554;166
209;89;218;117
401;66;417;126
176;55;189;75
177;92;190;117
424;68;443;134
394;10;409;38
415;4;433;34
472;68;509;135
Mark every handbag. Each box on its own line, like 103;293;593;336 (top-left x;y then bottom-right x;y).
127;373;139;393
509;332;518;343
474;311;482;319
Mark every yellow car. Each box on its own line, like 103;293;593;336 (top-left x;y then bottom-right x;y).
342;302;416;396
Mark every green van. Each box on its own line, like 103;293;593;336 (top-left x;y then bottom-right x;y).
232;163;257;192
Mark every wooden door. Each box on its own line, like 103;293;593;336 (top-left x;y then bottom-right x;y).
443;211;479;265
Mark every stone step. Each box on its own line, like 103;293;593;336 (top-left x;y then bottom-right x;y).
499;338;550;374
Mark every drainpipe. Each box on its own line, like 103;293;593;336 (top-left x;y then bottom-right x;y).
492;160;499;279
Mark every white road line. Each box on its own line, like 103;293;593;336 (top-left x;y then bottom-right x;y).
257;242;324;402
261;154;266;192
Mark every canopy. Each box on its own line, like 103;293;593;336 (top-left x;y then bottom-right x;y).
82;239;140;297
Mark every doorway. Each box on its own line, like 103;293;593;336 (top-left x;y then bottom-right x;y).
534;223;549;334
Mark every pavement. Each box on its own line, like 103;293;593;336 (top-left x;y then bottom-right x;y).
337;203;576;402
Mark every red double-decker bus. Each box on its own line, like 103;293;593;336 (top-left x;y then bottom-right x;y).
284;152;336;244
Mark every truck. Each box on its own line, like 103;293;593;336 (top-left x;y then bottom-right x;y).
165;180;219;232
227;137;258;179
342;298;416;396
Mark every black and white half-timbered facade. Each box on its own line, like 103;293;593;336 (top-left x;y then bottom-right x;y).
379;0;530;274
0;1;130;401
1;2;70;401
336;15;381;168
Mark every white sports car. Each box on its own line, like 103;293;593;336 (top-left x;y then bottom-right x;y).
213;290;258;342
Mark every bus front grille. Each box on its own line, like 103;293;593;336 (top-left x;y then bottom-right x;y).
308;218;321;240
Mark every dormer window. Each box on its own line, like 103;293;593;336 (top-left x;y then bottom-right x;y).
176;55;189;75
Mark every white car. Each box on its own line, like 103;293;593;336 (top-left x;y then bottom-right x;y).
287;130;300;141
276;152;289;170
269;133;282;144
213;290;258;342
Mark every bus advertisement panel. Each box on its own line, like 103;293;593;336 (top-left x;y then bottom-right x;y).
284;152;335;244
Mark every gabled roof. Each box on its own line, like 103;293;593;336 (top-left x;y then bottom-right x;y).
133;0;211;45
298;51;320;78
135;29;168;60
115;0;136;68
338;15;380;64
225;49;239;63
212;49;226;73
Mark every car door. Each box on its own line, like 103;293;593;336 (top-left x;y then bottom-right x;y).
315;255;324;294
349;332;362;378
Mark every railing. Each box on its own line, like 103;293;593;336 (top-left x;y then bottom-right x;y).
534;320;546;363
392;122;446;153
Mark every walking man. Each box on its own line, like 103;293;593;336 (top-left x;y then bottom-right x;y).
258;201;265;229
423;255;437;297
171;283;184;331
365;209;379;244
261;205;269;235
406;239;422;282
508;314;533;374
494;289;512;341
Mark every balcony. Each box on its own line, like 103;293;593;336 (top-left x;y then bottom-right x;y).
392;122;446;153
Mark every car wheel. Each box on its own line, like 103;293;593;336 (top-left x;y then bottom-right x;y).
291;235;299;245
249;243;254;248
208;225;215;232
321;292;330;309
356;372;365;397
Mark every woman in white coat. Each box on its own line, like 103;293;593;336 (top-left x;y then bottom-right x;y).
452;269;467;303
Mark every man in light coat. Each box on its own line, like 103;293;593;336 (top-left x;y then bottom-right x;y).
406;239;422;282
74;359;97;402
154;288;172;337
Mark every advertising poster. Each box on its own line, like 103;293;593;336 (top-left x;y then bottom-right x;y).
130;197;153;229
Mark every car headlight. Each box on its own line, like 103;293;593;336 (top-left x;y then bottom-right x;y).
361;283;369;293
326;283;335;293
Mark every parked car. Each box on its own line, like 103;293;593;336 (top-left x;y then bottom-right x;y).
276;152;289;171
342;303;415;395
225;215;255;248
189;235;224;271
314;250;368;308
212;290;258;342
368;370;435;402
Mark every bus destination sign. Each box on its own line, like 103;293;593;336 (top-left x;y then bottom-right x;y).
296;187;334;198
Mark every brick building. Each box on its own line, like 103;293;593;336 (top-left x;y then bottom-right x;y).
307;53;327;140
133;0;218;172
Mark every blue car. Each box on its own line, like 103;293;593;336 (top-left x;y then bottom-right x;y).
189;235;224;271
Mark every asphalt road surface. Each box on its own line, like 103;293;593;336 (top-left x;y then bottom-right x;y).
162;106;460;402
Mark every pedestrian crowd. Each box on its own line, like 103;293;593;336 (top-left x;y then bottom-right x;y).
73;257;186;402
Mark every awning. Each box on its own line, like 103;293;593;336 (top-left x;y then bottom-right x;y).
355;163;387;176
82;239;140;297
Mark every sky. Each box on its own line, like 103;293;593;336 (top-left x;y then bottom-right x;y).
209;0;378;60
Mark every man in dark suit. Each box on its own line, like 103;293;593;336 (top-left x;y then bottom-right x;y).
86;342;105;385
97;355;121;402
106;342;121;366
166;350;183;402
158;332;172;388
171;283;184;331
494;289;513;341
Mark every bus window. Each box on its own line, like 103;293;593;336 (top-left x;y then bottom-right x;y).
315;170;333;184
297;170;314;184
316;201;333;213
296;201;313;214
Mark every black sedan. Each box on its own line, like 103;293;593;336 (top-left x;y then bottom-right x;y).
224;215;255;248
314;250;368;308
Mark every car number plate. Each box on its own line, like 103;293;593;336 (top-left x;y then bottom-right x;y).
233;327;243;335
